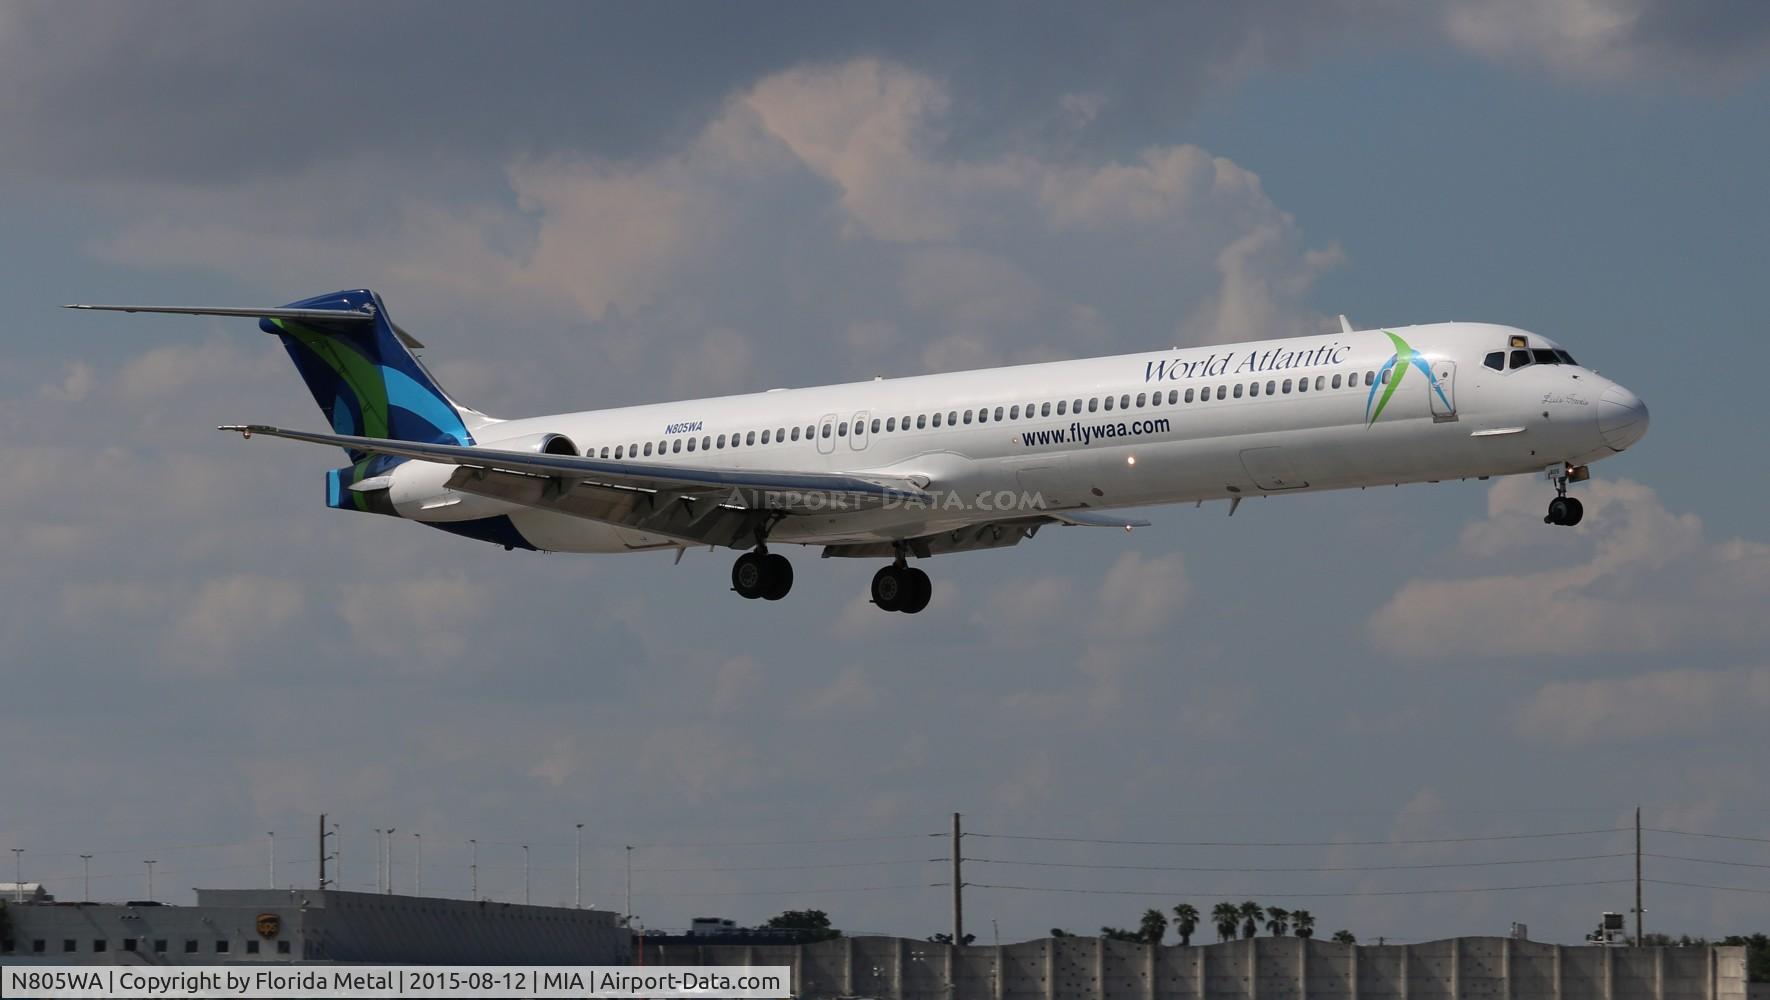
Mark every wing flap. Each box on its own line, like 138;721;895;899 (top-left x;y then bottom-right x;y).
448;468;772;549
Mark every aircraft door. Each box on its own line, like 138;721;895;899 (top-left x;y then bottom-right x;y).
1429;360;1457;422
816;414;837;455
849;411;870;450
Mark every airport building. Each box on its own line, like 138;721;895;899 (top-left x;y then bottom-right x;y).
0;887;629;965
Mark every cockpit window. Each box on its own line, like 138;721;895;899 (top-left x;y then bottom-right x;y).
1531;348;1560;365
1484;351;1504;371
1554;349;1578;366
1510;349;1532;370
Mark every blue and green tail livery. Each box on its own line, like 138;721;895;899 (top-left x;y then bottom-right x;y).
1365;330;1454;427
262;289;476;509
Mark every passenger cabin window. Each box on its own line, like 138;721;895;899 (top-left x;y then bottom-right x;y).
1009;406;1019;420
1184;388;1194;403
947;410;958;425
962;410;973;424
1102;396;1112;411
643;443;653;456
1056;401;1066;415
686;438;696;452
871;418;881;433
1332;373;1343;388
1266;380;1276;395
993;406;1004;421
1233;383;1244;398
748;431;759;444
672;439;682;453
1484;352;1504;371
1216;386;1227;400
1249;381;1260;397
1136;393;1147;407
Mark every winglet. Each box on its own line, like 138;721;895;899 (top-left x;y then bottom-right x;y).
1339;314;1355;335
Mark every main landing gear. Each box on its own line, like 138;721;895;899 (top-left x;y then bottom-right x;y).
871;558;932;615
732;548;793;600
1544;467;1585;527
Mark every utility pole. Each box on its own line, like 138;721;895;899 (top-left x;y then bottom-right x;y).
624;845;633;926
373;830;383;893
1635;806;1644;946
469;839;478;900
318;814;329;890
951;812;965;949
414;833;422;896
522;845;531;905
385;828;396;895
10;849;21;903
144;860;157;902
331;820;341;890
268;831;276;889
80;854;93;902
575;824;584;909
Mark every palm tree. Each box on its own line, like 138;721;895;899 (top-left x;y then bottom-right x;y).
1332;930;1356;945
1212;902;1240;943
1139;908;1169;945
1264;906;1290;937
1291;910;1315;938
1238;901;1263;940
1172;903;1200;947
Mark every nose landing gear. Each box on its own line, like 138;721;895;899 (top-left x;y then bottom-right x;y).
871;558;932;614
1544;466;1585;527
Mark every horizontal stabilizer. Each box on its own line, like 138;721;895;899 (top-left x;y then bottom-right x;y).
64;303;375;323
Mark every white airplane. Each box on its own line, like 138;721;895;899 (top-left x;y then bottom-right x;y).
70;289;1648;613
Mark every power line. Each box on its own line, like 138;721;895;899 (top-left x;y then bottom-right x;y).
1646;827;1770;846
635;859;939;874
1645;853;1770;869
966;827;1631;848
965;853;1630;874
967;879;1633;898
1646;879;1770;896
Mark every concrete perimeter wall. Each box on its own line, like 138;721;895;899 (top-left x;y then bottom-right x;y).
647;936;1748;1000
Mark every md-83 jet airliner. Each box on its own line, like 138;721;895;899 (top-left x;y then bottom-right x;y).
70;290;1649;614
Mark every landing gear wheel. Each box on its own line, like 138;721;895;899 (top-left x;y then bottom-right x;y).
1545;496;1584;526
731;552;767;599
1561;496;1583;526
899;568;932;615
761;553;793;600
871;565;907;611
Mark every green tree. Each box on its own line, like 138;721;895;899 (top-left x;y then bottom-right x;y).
1139;908;1169;945
1238;901;1264;940
1050;928;1071;938
1212;903;1240;943
1101;926;1143;942
928;932;976;945
1264;906;1291;937
1332;930;1357;945
1172;904;1200;947
1291;910;1315;939
764;909;840;941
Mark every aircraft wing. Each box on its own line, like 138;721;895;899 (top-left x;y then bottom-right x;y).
223;423;926;521
820;509;1150;559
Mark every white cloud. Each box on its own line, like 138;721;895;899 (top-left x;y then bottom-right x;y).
1512;665;1770;746
1436;0;1770;80
1369;477;1770;658
337;575;482;666
1090;551;1190;640
796;664;881;716
170;573;305;671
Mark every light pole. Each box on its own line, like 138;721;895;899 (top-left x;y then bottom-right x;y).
385;828;396;895
332;821;342;890
81;854;93;902
144;860;157;902
414;833;422;896
624;845;633;927
11;848;23;903
373;829;383;893
268;831;276;889
522;845;530;905
469;839;478;900
575;824;584;909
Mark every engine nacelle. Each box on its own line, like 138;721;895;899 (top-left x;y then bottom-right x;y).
477;431;581;456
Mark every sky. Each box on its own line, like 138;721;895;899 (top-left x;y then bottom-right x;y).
2;1;1769;946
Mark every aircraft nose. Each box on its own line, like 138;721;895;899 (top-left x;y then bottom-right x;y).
1598;384;1649;451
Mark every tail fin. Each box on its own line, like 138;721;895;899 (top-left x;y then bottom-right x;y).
67;288;490;515
263;289;483;450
